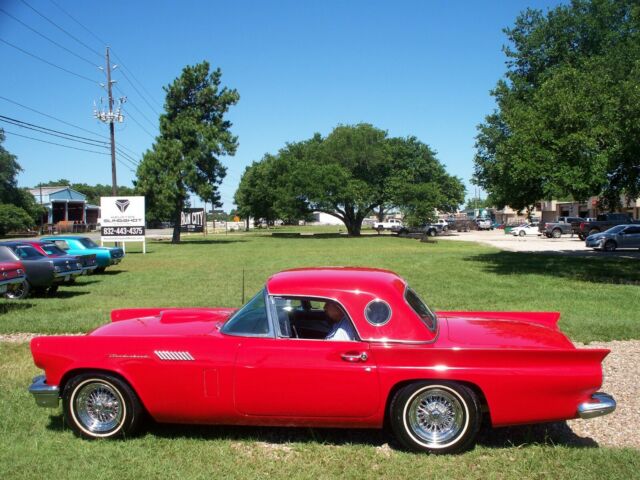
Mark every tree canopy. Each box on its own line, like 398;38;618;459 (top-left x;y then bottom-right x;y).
0;130;41;234
35;179;134;205
234;124;465;234
135;62;239;242
474;0;640;211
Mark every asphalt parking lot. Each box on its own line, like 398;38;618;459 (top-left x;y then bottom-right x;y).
438;229;640;258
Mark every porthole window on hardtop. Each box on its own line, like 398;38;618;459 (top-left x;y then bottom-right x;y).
221;289;271;336
404;287;437;331
365;299;391;325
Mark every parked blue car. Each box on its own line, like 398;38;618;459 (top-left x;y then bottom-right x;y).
40;236;124;273
585;225;640;252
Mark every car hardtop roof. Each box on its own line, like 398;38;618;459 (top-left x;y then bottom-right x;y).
267;267;407;297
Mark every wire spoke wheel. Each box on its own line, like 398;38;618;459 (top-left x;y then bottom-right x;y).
407;388;465;446
74;381;124;434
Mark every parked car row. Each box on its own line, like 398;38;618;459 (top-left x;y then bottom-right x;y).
0;236;124;299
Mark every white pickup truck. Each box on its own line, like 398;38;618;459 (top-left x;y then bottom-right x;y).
373;218;404;232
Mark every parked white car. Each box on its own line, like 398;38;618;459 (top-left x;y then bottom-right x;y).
374;218;404;231
511;222;541;237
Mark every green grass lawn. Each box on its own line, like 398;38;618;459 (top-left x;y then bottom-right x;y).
1;234;638;342
2;234;639;478
1;343;638;480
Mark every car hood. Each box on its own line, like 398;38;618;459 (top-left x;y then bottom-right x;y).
89;307;238;337
586;232;608;241
440;311;575;349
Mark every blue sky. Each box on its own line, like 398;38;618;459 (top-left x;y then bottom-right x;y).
1;0;563;210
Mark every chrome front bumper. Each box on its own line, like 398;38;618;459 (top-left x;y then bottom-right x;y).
578;392;616;419
29;375;60;408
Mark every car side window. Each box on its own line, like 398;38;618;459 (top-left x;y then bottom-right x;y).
270;296;356;341
54;240;69;250
624;226;640;235
221;289;272;337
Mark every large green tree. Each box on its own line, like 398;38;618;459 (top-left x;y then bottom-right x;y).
0;130;41;234
235;124;465;234
136;62;239;242
474;0;640;211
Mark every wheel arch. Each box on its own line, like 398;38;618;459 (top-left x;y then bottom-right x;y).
383;378;490;428
59;368;149;415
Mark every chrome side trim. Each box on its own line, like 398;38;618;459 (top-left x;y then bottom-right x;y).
578;392;616;419
28;375;60;408
154;350;195;361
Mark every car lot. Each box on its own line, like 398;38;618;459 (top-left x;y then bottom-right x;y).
437;230;640;258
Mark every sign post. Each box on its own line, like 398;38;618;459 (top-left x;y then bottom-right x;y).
100;196;146;254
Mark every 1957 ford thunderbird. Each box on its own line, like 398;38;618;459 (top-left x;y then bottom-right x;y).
28;267;615;453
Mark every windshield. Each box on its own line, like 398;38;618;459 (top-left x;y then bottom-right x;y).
605;225;625;234
404;287;437;332
221;289;271;336
41;244;67;256
79;238;99;248
13;245;45;259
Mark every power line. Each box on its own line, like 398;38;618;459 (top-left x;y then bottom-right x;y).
0;95;142;158
0;114;108;146
47;0;107;48
2;128;109;155
115;86;157;128
121;107;156;139
0;7;99;68
19;0;103;58
116;65;161;117
0;38;98;84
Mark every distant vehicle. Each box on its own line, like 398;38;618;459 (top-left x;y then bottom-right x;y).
40;236;124;273
577;213;637;240
0;242;83;298
511;222;541;237
476;219;492;230
432;219;449;231
374;218;404;232
22;241;97;277
540;217;584;238
397;224;440;237
0;246;26;299
585;225;640;252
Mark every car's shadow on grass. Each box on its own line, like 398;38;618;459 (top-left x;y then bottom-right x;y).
44;414;597;450
0;301;34;314
94;269;126;276
49;290;91;299
466;251;640;285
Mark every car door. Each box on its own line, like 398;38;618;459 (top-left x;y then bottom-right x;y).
231;294;380;418
234;337;379;418
621;226;640;248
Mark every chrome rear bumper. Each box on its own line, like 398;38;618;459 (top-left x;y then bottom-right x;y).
29;375;60;408
578;392;616;419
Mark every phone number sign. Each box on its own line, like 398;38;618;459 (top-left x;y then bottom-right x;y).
100;196;145;241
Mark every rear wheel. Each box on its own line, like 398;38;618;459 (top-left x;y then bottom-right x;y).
518;230;526;237
389;381;481;454
552;229;562;239
578;234;586;240
603;240;617;252
4;280;30;299
63;373;142;439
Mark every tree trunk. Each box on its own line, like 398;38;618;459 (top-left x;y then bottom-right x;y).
376;205;384;222
171;207;182;243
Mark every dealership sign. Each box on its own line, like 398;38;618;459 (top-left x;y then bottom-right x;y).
181;208;205;233
100;196;146;247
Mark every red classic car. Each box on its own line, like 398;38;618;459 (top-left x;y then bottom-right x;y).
28;267;615;453
0;246;26;298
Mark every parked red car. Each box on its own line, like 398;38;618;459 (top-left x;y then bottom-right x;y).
28;267;615;453
0;246;26;298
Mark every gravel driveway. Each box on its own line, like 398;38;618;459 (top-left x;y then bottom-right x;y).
438;230;640;258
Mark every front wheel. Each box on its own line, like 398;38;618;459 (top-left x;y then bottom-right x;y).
94;267;106;274
63;373;143;439
518;230;526;237
389;381;481;454
603;240;617;252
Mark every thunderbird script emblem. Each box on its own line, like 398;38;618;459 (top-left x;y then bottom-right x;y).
115;199;130;213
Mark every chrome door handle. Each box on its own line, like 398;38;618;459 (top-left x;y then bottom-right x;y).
341;352;368;363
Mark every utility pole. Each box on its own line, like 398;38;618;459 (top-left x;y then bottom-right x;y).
94;46;125;196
